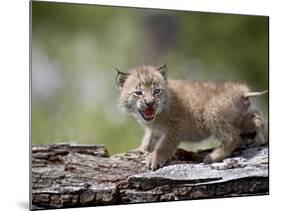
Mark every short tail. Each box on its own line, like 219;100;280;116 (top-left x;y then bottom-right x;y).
243;90;268;98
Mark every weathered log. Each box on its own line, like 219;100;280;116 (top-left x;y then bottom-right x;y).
31;143;268;209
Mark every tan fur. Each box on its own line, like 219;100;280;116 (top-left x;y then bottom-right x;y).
116;65;268;170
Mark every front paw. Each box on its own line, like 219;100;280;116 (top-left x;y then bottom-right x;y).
146;151;168;171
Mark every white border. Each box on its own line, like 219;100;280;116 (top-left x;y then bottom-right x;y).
31;0;272;16
0;0;280;211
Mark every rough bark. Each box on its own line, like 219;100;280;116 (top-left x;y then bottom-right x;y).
31;143;268;209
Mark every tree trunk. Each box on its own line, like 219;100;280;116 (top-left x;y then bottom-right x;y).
31;143;268;209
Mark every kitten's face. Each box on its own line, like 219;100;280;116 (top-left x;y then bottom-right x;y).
116;65;168;124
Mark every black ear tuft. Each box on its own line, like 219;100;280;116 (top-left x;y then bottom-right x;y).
115;68;129;88
156;63;167;80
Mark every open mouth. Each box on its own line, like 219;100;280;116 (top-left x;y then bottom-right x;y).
138;107;156;121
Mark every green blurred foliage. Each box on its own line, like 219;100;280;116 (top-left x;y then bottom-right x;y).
32;2;268;155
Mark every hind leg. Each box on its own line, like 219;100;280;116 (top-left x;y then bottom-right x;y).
204;128;241;164
240;110;268;145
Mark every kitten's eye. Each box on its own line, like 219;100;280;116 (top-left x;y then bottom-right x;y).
134;91;143;96
153;89;161;95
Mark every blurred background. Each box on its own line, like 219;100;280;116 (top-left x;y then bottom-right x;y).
32;2;269;155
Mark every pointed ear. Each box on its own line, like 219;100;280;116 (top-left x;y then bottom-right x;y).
115;68;129;88
156;63;167;80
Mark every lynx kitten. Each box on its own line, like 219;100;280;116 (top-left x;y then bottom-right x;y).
116;64;268;170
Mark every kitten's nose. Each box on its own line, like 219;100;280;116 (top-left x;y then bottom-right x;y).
145;99;155;107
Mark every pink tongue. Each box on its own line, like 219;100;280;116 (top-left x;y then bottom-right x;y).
144;108;155;118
